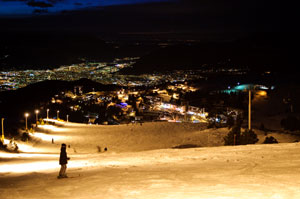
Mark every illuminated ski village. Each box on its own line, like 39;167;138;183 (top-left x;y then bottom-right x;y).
1;0;298;199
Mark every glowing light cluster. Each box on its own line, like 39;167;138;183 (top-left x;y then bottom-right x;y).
160;103;184;113
2;138;10;145
256;90;267;97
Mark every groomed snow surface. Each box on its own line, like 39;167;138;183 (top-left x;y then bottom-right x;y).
1;120;300;199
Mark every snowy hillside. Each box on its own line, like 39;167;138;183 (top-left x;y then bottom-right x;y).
1;120;300;199
24;120;227;153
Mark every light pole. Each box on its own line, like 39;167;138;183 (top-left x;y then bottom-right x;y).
248;90;251;130
1;118;4;142
25;113;29;132
35;110;39;125
57;110;60;120
47;109;49;120
67;115;69;122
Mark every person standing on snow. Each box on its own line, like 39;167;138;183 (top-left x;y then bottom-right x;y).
58;143;70;178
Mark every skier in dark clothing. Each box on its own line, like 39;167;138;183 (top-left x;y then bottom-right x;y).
58;143;70;178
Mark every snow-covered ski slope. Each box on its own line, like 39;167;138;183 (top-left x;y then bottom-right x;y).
1;120;300;199
19;120;225;153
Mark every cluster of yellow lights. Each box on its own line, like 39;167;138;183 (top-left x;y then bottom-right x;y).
256;90;267;97
168;84;198;92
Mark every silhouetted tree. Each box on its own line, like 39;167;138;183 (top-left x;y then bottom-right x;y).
259;123;266;131
226;115;235;129
224;124;258;146
263;136;278;144
240;129;259;145
281;115;300;131
224;125;241;145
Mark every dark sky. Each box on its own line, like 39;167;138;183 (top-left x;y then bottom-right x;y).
0;0;283;41
0;0;175;15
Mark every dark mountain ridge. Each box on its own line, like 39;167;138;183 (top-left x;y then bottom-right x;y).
0;32;117;70
119;34;290;75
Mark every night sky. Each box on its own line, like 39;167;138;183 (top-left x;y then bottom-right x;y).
0;0;175;15
0;0;289;72
0;0;282;37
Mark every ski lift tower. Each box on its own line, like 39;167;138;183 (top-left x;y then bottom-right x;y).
1;118;4;142
248;89;251;130
245;84;255;130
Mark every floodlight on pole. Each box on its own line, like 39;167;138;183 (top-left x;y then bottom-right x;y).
35;110;39;124
1;118;4;142
248;90;251;130
25;113;29;132
47;109;49;119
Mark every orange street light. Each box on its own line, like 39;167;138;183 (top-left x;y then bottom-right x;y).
248;90;251;130
25;113;29;132
47;109;49;119
1;118;4;142
35;110;39;124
